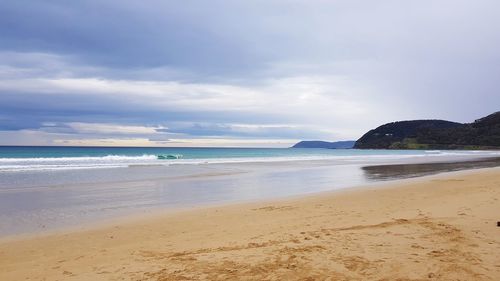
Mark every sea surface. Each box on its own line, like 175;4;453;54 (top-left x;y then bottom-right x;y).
1;146;500;237
1;146;500;172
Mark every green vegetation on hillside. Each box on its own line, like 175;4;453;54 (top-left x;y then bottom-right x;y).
354;112;500;149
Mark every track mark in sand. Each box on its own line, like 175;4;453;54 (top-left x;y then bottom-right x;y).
432;179;465;182
134;218;487;280
142;245;344;281
252;205;297;212
328;218;413;232
62;270;74;276
138;239;286;261
341;255;382;273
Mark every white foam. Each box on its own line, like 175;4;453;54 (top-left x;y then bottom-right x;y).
0;154;157;163
0;155;158;172
0;150;499;172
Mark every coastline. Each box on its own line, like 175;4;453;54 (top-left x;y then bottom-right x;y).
2;152;500;238
1;167;500;280
1;165;498;242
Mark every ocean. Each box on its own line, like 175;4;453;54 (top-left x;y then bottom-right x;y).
1;146;499;172
1;146;500;237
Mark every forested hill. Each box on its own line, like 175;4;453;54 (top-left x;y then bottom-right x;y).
354;112;500;149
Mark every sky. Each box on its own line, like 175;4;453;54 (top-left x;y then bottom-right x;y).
1;0;499;147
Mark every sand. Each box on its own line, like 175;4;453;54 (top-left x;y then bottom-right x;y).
1;168;500;281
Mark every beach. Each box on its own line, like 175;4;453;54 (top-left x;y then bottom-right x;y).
1;167;499;280
2;147;500;237
3;0;500;279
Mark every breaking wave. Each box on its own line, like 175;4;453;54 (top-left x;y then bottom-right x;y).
0;150;499;172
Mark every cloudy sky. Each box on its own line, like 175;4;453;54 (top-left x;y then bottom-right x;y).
1;0;499;147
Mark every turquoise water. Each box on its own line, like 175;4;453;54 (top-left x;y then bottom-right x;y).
0;146;441;159
1;146;500;172
1;146;500;236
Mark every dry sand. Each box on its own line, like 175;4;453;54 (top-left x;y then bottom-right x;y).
1;168;500;280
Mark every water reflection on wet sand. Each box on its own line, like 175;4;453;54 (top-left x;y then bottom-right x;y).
362;157;500;181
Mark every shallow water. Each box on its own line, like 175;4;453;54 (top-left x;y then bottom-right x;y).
362;157;500;181
2;146;499;172
0;151;500;237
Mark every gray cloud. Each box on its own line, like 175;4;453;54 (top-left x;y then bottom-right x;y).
0;1;500;146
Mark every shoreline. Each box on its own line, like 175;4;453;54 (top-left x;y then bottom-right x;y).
1;167;500;280
2;164;499;243
0;154;500;239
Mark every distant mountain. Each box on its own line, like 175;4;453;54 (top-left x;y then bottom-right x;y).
292;140;356;149
354;111;500;149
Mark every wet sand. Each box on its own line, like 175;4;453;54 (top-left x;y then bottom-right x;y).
1;167;500;280
2;157;500;237
362;156;500;180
